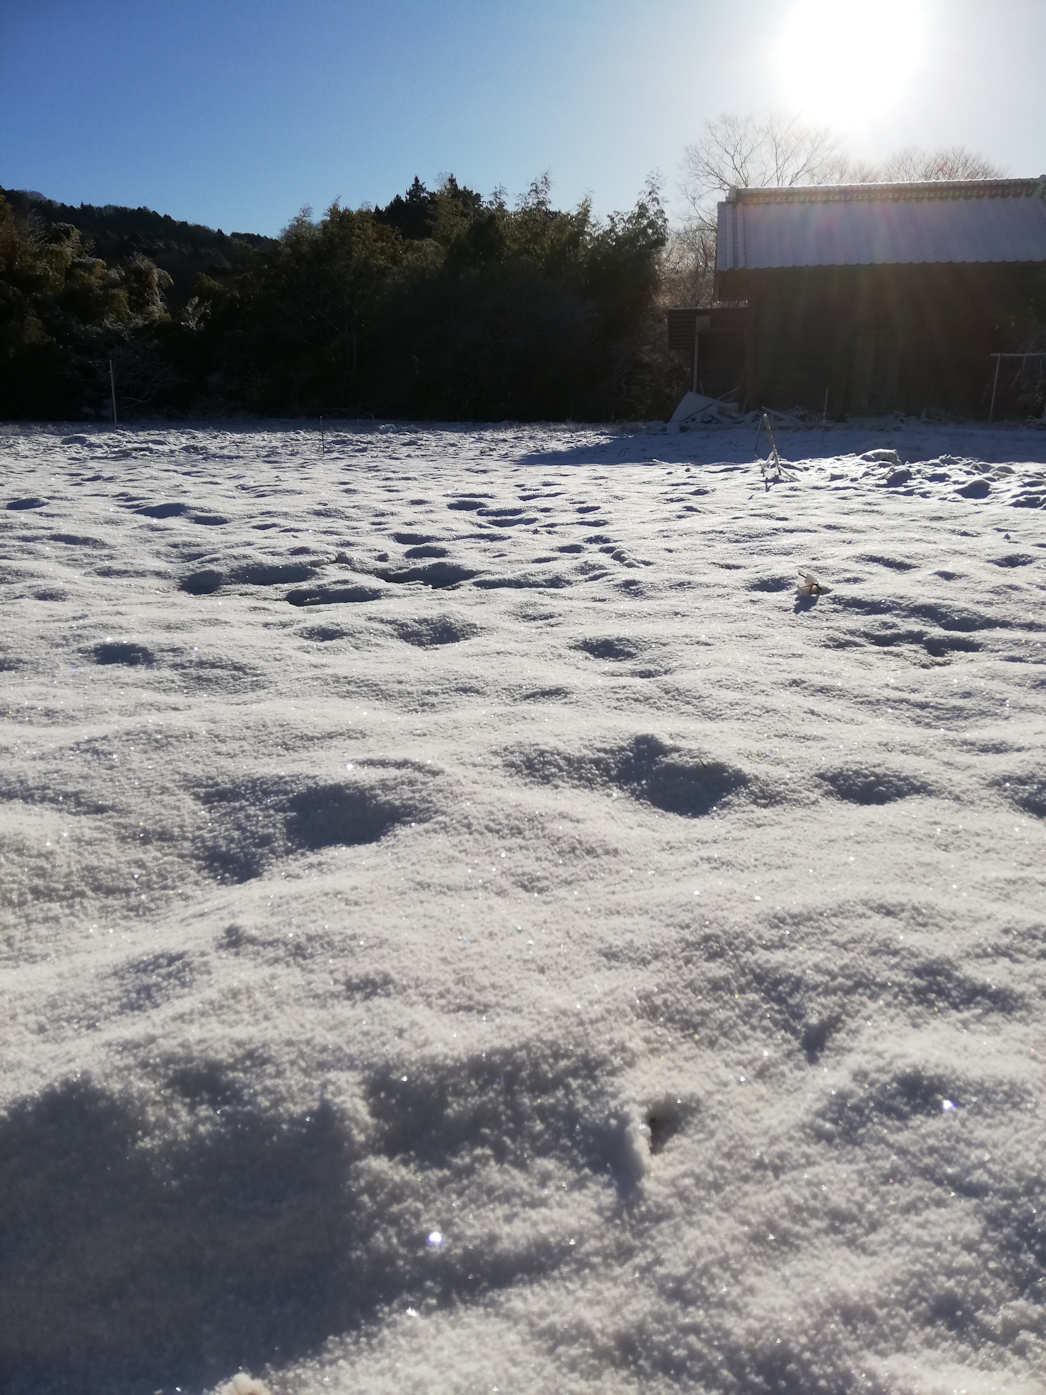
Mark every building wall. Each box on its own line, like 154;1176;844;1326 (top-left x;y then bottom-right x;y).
717;262;1044;415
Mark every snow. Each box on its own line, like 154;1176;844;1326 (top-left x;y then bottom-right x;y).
1;417;1044;1395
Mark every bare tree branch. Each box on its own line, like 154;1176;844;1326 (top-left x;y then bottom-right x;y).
872;145;1006;182
680;111;849;217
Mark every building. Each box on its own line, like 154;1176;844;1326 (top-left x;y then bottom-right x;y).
707;178;1046;416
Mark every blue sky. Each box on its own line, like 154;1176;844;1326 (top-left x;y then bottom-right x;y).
3;0;1044;236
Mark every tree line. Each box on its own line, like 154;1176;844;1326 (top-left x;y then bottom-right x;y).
0;175;672;421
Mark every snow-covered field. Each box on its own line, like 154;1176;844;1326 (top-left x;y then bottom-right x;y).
2;418;1044;1395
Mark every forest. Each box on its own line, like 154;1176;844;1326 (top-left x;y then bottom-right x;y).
0;177;675;422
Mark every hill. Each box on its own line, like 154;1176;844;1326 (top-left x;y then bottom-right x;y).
0;187;274;308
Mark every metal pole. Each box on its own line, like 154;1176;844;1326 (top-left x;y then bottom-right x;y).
109;359;118;426
988;354;1001;422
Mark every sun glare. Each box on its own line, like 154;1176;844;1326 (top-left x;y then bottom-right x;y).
775;0;925;126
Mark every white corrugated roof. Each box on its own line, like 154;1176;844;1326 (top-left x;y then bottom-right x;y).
716;179;1046;271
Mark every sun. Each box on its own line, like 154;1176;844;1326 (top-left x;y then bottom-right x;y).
774;0;925;127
